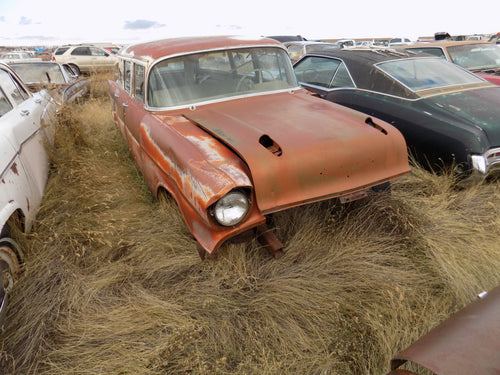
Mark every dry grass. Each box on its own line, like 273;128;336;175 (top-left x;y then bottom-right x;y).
1;74;499;374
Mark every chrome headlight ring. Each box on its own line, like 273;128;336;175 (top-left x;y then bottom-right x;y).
212;190;250;227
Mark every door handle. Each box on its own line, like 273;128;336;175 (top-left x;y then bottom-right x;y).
122;103;128;108
20;109;30;116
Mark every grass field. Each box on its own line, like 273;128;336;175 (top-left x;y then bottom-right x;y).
1;75;499;374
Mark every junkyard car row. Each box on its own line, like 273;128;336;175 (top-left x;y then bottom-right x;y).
1;34;499;373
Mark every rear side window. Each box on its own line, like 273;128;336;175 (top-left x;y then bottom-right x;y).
71;47;91;56
134;64;145;102
124;61;132;93
294;56;340;87
55;47;70;55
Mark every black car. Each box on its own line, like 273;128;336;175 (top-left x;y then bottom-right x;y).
293;49;500;179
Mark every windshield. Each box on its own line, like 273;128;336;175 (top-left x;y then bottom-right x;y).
447;44;500;71
148;47;297;108
10;63;66;84
377;57;483;92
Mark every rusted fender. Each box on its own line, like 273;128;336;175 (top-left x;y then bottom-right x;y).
134;113;266;253
389;284;500;375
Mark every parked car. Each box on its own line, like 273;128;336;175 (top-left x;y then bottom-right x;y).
52;44;118;75
402;41;500;85
0;61;58;328
0;52;41;64
284;41;340;63
9;61;89;106
388;284;500;375
36;51;52;61
387;38;412;48
266;35;307;43
293;49;500;180
109;36;410;259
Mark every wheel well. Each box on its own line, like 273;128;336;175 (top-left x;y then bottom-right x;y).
1;210;25;238
1;210;26;262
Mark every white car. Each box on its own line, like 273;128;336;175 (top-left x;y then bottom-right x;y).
52;44;118;75
0;52;42;64
0;62;57;328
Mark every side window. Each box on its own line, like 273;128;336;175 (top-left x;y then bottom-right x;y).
134;64;145;102
90;47;108;56
0;87;13;117
55;47;69;55
0;68;29;105
330;62;355;88
294;56;340;88
124;61;132;93
72;47;91;56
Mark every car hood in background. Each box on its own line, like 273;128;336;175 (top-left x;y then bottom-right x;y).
420;86;500;147
185;90;410;214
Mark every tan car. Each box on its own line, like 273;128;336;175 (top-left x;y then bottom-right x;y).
52;44;118;75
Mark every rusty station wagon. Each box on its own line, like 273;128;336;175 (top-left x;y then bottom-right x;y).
108;36;410;258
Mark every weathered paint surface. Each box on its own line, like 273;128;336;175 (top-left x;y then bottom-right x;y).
390;284;500;375
185;90;410;214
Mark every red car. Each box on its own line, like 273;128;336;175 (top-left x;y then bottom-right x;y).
108;36;410;258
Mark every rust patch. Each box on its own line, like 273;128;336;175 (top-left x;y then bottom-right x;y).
10;162;19;176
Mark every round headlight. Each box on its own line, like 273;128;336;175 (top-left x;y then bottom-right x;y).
213;191;250;226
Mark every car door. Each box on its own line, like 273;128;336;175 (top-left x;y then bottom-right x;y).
0;66;54;229
89;46;115;69
70;46;93;71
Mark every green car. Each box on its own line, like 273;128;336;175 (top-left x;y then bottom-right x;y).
294;49;500;179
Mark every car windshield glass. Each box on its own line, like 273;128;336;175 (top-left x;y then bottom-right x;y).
377;58;483;92
11;63;66;84
148;47;297;108
447;44;500;70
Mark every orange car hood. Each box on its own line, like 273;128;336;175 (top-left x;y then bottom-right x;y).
185;90;409;213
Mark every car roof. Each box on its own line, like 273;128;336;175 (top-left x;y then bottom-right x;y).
120;36;285;63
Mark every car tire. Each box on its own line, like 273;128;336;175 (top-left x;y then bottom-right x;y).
0;239;21;327
69;63;80;76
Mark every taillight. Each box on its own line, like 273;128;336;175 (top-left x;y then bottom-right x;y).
52;56;55;61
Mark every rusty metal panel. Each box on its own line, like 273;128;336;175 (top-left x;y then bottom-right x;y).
121;36;285;63
185;90;410;214
391;284;500;375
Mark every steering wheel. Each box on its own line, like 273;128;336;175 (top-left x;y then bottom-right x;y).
235;69;273;92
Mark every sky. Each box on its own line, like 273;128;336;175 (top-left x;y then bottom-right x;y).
0;0;499;47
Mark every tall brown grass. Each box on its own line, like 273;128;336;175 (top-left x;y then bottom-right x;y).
1;74;499;374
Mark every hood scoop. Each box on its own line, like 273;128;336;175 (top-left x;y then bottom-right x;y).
259;134;282;157
365;117;387;135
